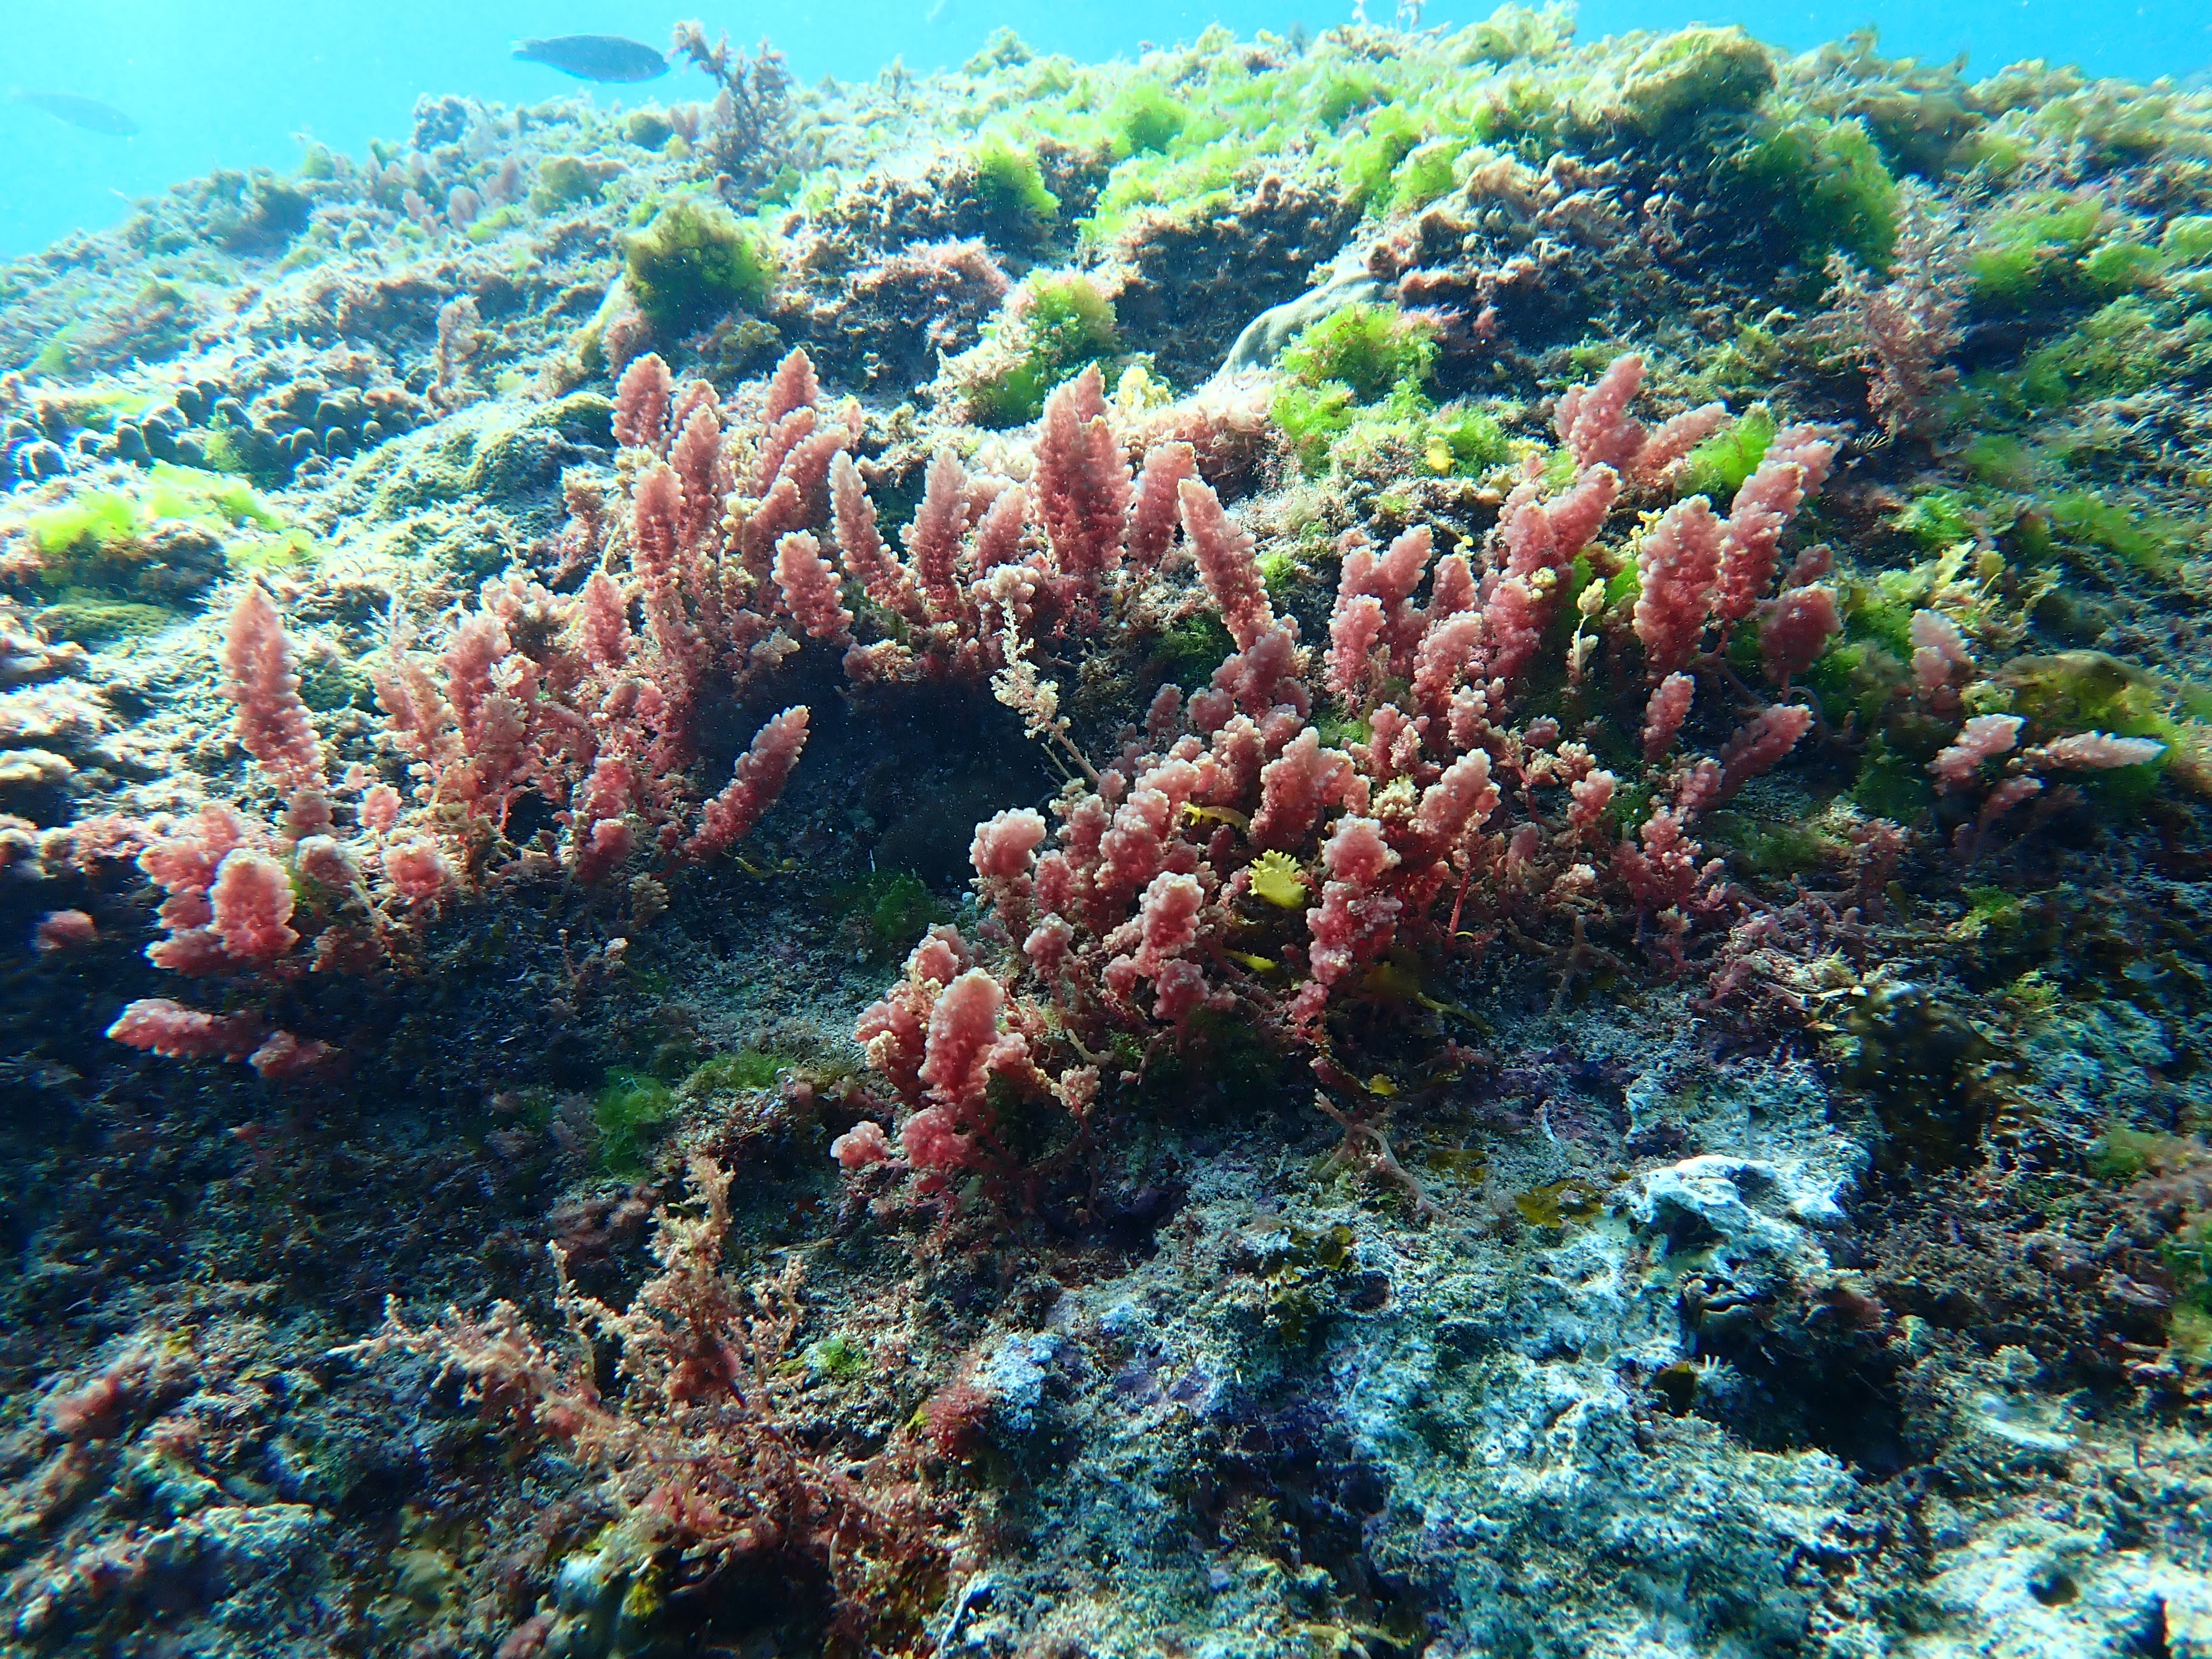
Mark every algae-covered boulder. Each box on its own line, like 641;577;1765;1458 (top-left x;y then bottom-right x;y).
1449;2;1576;66
338;392;613;523
1575;25;1776;135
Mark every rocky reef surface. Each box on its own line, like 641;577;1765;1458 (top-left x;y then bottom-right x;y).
3;9;2212;1657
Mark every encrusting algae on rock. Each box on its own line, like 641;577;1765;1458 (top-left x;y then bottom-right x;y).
3;8;2212;1657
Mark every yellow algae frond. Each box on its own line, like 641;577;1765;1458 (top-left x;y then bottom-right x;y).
1249;849;1308;910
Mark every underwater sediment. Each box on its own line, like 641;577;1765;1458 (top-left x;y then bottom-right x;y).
3;8;2212;1656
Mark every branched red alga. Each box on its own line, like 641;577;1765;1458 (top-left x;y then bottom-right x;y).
353;1156;958;1656
109;353;843;1077
837;355;1864;1207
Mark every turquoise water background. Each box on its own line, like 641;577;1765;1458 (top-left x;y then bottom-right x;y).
3;0;2209;259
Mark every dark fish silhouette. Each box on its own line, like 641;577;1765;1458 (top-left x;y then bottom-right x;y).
512;35;669;83
8;88;140;136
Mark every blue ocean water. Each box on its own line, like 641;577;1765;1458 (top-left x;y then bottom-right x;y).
3;0;2209;260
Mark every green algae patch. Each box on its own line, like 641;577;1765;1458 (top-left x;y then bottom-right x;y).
960;272;1120;427
1514;1177;1611;1229
1968;195;2172;313
1968;296;2212;420
18;464;286;588
1109;79;1188;156
1705;811;1837;878
1429;404;1511;474
24;492;142;559
834;869;949;954
1280;302;1437;403
1891;489;1974;556
1457;3;1576;65
1272;380;1360;477
684;1050;787;1095
2087;1126;2192;1182
1270;302;1504;482
1337;103;1430;215
227;526;323;576
1580;26;1775;135
804;1332;870;1380
625;109;676;151
594;1070;676;1174
2026;493;2193;578
1969;197;2105;309
1960;435;2038;491
1738;114;1901;265
969;137;1060;227
1676;406;1776;502
1998;650;2183;806
623;198;777;336
1157;612;1237;691
534;155;623;211
2000;651;2178;746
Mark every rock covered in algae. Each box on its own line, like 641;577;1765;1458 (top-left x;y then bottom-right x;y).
0;8;2210;1659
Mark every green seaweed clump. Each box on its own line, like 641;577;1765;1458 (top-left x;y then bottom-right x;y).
1280;302;1437;402
2088;1126;2190;1182
1458;3;1576;65
1158;613;1237;690
836;869;949;952
227;526;323;575
970;137;1060;227
1111;79;1188;155
1963;191;2168;314
24;492;141;559
2004;298;2206;414
1997;649;2184;806
2022;492;2192;577
1891;488;1974;554
623;198;777;337
962;272;1120;427
1313;69;1386;131
2000;651;2179;748
1269;302;1504;481
685;1050;786;1094
805;1333;871;1380
534;155;622;211
1675;405;1776;500
1428;405;1510;474
19;463;284;588
1737;114;1901;265
1588;25;1775;135
1272;380;1360;477
1336;104;1431;215
625;109;675;150
1959;435;2037;491
594;1071;675;1174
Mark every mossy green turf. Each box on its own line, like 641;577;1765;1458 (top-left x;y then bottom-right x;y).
593;1071;675;1173
832;870;949;952
936;12;1979;273
623;197;778;337
1268;302;1508;482
965;272;1120;427
969;137;1060;227
1675;407;1776;502
25;464;278;555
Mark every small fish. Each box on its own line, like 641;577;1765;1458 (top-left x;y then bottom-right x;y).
925;0;951;23
512;35;669;84
8;88;139;136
